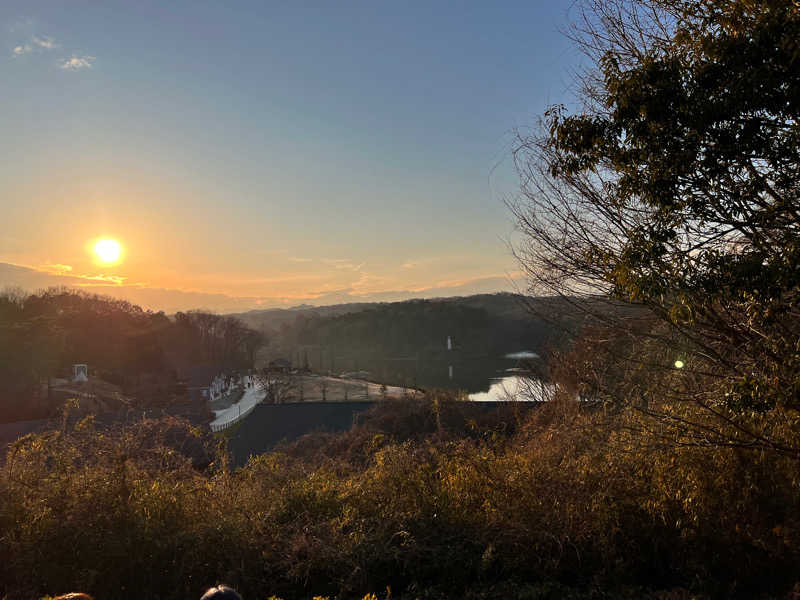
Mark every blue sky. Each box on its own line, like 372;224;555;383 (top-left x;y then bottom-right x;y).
0;1;582;311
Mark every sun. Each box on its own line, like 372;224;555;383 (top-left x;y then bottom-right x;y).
94;238;123;264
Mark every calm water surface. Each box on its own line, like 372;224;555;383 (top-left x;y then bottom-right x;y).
354;350;547;401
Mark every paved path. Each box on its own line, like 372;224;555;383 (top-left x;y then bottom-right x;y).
209;375;418;431
210;385;265;431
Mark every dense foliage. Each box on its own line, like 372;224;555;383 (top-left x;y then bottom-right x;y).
245;295;559;372
511;0;800;453
1;397;799;599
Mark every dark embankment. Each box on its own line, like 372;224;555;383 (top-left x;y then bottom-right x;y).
227;399;538;468
235;294;568;388
228;401;377;467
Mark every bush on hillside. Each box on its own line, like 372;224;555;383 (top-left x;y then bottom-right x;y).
2;397;799;599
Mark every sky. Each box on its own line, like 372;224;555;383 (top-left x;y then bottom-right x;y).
0;1;582;312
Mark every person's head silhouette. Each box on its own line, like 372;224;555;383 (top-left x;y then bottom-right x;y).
201;585;242;600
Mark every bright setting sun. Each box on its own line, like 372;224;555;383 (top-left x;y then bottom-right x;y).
93;238;123;264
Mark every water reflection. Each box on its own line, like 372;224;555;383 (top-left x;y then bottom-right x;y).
504;351;539;360
338;349;546;399
464;350;548;402
468;375;553;402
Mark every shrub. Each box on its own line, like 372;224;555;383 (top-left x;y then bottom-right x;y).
2;397;798;599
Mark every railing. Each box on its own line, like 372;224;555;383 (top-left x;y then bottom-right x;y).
209;384;264;433
210;401;258;432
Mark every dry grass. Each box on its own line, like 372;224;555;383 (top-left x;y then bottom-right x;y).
1;397;799;599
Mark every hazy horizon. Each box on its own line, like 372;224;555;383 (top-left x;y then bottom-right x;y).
0;1;580;310
0;260;526;313
1;2;578;311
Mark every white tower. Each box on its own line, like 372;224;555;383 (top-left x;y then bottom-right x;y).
72;364;88;382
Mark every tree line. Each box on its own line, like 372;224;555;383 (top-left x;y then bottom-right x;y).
0;288;263;422
257;295;560;368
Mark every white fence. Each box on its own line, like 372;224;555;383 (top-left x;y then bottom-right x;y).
210;401;258;432
209;374;255;403
209;384;264;432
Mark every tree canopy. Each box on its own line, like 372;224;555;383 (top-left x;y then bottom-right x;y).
0;289;263;422
511;0;800;453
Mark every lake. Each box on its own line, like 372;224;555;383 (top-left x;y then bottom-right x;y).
343;350;547;401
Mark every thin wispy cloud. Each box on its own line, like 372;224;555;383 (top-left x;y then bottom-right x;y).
11;34;58;57
323;258;364;272
350;271;393;293
60;55;95;70
32;35;57;49
40;263;73;273
36;262;125;285
10;33;94;70
75;273;126;286
0;262;518;313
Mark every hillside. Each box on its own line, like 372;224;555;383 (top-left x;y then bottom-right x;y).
0;289;263;423
235;293;568;369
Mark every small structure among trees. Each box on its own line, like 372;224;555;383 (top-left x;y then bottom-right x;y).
71;364;88;383
267;358;292;373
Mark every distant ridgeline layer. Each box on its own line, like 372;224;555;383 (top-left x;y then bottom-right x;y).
233;293;570;376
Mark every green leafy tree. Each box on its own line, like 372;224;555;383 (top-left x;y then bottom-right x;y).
511;0;800;454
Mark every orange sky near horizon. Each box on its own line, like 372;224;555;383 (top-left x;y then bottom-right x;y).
0;167;521;310
0;2;575;311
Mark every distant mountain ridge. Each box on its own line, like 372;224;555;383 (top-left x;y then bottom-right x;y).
232;293;572;388
231;293;547;335
0;262;522;313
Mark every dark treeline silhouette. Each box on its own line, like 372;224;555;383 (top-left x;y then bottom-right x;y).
240;294;562;372
0;288;263;423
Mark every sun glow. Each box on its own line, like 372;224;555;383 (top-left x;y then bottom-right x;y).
93;238;123;265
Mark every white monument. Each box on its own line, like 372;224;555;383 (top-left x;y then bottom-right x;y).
72;364;88;382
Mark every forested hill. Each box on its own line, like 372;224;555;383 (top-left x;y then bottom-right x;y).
234;294;566;367
0;289;263;423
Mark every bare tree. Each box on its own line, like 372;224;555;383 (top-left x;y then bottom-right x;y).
255;367;297;405
510;0;800;457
